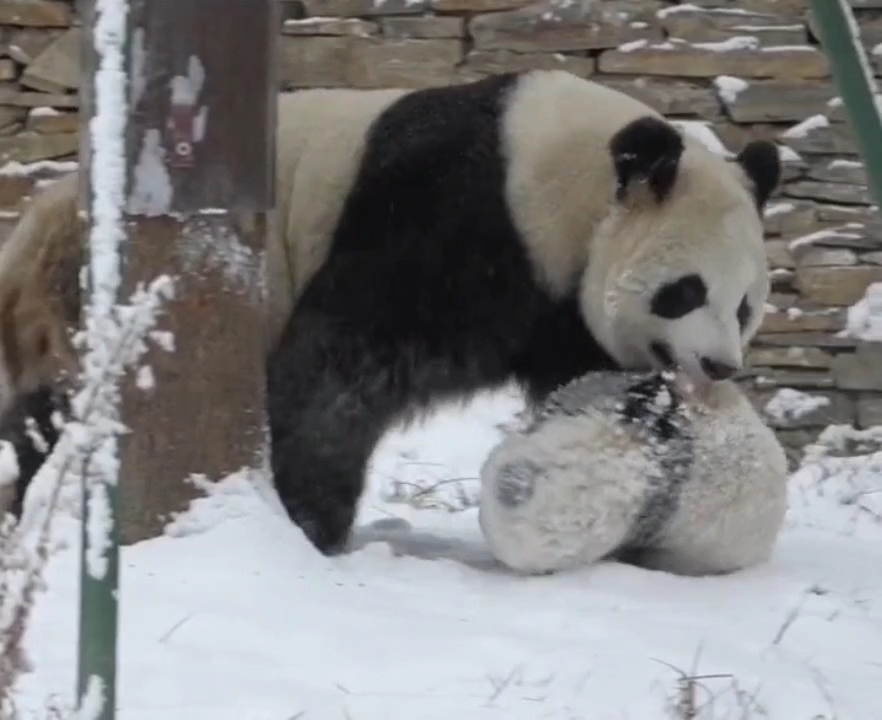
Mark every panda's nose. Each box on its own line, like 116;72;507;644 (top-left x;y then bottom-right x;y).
700;356;738;380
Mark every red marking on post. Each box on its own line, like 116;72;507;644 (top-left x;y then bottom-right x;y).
168;102;196;168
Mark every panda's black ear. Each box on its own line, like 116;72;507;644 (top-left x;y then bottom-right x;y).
609;116;684;204
735;140;781;211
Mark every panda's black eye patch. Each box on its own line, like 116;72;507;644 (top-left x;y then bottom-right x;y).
650;274;707;319
737;294;752;330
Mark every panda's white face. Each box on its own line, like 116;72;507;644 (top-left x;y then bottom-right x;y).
582;160;770;387
596;225;766;382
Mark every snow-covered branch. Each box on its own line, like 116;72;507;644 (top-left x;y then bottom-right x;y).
0;274;175;718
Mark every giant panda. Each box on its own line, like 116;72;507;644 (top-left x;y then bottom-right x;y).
0;70;781;557
478;369;789;576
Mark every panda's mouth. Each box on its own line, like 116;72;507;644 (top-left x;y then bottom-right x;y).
650;339;720;395
649;339;707;386
649;341;675;370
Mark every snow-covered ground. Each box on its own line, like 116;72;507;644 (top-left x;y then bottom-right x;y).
7;381;882;720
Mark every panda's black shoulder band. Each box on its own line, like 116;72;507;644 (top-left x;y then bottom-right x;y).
609;115;684;204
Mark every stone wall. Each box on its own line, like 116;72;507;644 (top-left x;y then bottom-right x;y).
1;0;882;461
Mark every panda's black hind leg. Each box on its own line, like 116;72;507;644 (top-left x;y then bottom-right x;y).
266;294;424;555
267;246;524;555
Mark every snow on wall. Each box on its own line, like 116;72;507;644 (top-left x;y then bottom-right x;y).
764;388;831;422
713;75;749;103
781;114;829;139
841;282;882;342
669;120;730;156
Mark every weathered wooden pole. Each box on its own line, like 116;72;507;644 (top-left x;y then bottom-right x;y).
76;0;276;714
80;0;277;544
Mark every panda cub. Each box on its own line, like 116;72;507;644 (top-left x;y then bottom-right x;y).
478;370;789;577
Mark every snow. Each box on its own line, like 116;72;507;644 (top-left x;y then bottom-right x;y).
777;144;802;163
830;159;864;170
28;106;61;118
656;4;756;18
617;38;650;53
0;440;17;490
764;201;795;218
692;36;760;53
670;120;730;156
788;227;863;253
713;75;749;104
176;216;261;293
764;388;830;423
373;0;425;8
781;114;830;139
283;17;379;37
759;45;818;53
732;24;804;32
0;159;78;177
841;282;882;341
619;36;770;54
8;385;882;719
80;0;131;581
770;267;793;282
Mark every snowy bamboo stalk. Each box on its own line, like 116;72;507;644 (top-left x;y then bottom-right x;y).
76;0;130;717
809;0;882;209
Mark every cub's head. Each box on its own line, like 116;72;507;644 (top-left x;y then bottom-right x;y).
0;173;82;417
583;115;780;388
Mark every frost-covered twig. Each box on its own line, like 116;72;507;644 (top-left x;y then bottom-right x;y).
654;650;768;720
0;275;174;719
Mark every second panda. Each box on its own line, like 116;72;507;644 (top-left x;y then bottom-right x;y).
478;370;789;577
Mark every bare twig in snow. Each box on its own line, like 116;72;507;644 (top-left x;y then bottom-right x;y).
0;276;174;719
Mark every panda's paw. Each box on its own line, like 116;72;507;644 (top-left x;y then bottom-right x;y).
293;512;354;557
493;459;541;509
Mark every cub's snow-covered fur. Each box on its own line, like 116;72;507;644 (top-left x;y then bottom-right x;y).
479;370;789;576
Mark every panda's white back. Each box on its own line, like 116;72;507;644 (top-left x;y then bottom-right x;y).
267;87;408;349
500;71;662;298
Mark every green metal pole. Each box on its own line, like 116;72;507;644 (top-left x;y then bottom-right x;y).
76;457;120;720
809;0;882;209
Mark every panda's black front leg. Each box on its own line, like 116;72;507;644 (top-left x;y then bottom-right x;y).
267;302;404;556
512;296;620;406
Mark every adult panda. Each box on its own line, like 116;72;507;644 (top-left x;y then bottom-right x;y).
267;70;780;554
477;370;789;576
0;70;780;558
